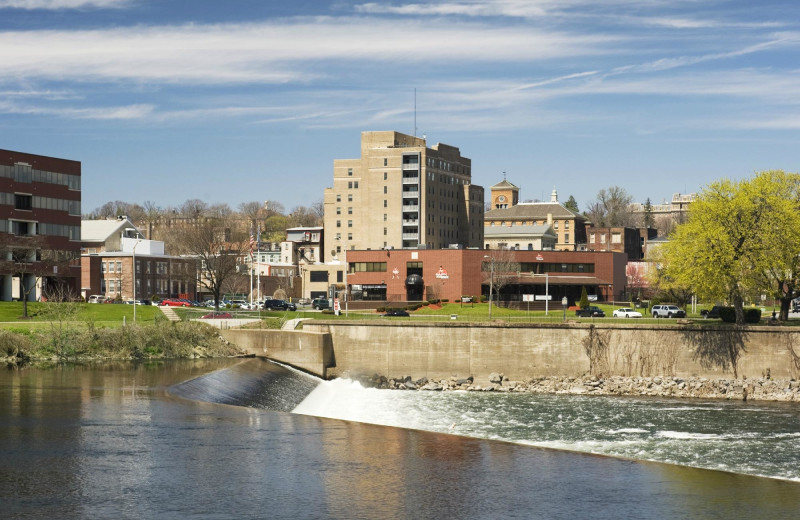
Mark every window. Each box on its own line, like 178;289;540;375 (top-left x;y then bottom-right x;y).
383;200;387;208
348;207;352;215
565;233;570;243
336;220;341;228
347;233;352;240
337;271;344;283
554;221;559;230
336;194;341;202
348;181;353;189
383;214;387;221
384;186;387;194
565;221;570;230
335;233;341;240
347;220;352;228
348;168;353;176
336;246;341;253
349;262;387;273
600;234;606;243
612;233;621;244
384;172;387;180
354;181;359;188
348;194;353;202
116;261;122;273
384;158;388;166
590;232;595;243
383;227;387;235
310;271;328;282
101;262;106;273
336;207;341;215
109;262;116;273
14;194;32;211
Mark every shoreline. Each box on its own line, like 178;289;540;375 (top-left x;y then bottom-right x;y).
353;373;800;402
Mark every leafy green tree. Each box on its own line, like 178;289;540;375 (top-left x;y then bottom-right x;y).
659;170;800;324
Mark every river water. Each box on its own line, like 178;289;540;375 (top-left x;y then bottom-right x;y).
2;359;799;519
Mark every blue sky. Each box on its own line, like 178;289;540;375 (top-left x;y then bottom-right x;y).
1;0;798;214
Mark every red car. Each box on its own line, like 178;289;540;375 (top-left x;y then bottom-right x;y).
160;298;191;307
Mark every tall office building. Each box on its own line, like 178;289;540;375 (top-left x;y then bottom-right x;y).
323;131;483;254
1;149;82;300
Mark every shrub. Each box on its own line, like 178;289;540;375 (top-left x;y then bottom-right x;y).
321;309;334;315
376;306;386;312
421;301;430;306
719;307;737;323
442;299;449;303
745;308;762;324
480;295;487;303
579;287;589;309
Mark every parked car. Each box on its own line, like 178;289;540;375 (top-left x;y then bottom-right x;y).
575;306;605;318
264;299;293;311
613;308;642;318
161;298;191;307
87;294;105;304
700;305;725;319
652;305;686;318
297;298;310;305
382;308;410;317
201;311;232;319
311;298;330;310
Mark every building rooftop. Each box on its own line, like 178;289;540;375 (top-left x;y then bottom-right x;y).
81;218;139;243
484;224;556;237
485;202;585;221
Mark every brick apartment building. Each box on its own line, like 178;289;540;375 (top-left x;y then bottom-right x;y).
1;149;81;301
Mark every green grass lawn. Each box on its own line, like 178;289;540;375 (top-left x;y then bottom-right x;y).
0;301;161;329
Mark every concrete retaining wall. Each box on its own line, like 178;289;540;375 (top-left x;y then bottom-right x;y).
302;322;799;382
220;329;334;378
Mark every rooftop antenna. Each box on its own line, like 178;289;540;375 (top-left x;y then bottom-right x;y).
414;88;417;137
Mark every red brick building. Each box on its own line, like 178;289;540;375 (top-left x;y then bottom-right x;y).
346;248;627;305
1;149;81;301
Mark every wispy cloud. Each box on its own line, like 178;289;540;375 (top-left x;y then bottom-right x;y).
0;0;131;9
0;19;616;85
0;100;153;119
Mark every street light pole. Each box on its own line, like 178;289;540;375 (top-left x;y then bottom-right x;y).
484;255;494;320
131;235;142;323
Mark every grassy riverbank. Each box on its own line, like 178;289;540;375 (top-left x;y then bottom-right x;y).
1;317;245;365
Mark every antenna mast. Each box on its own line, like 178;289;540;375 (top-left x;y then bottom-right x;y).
414;88;417;137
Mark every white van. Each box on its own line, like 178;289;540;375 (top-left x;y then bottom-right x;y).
88;295;105;303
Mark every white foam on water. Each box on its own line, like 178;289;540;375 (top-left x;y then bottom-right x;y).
606;428;649;434
656;431;724;440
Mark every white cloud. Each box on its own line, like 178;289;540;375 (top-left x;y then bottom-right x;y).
0;0;131;9
0;19;616;85
0;100;153;119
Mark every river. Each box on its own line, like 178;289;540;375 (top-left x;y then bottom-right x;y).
2;359;799;519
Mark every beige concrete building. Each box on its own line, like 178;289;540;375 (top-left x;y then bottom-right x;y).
485;184;587;251
323;131;484;253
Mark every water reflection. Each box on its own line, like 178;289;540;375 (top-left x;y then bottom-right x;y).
1;361;799;519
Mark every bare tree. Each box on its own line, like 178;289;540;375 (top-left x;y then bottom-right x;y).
263;200;285;217
141;200;163;240
179;199;209;219
483;248;520;304
586;186;637;227
239;201;263;229
173;216;249;309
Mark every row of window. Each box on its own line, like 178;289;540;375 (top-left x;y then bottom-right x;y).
335;194;353;202
490;220;571;230
349;262;387;273
0;163;81;190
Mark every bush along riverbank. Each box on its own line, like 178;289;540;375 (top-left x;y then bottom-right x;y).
1;321;246;365
351;373;800;402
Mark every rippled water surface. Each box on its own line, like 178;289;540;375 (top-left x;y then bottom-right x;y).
294;380;800;481
2;360;799;519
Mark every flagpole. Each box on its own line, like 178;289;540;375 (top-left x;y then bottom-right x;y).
256;224;261;302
